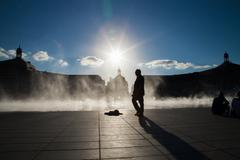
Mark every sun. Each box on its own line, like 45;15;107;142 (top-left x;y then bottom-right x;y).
109;49;123;65
99;28;146;68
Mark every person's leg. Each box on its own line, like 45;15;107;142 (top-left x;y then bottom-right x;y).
139;96;144;115
132;97;140;114
224;104;230;116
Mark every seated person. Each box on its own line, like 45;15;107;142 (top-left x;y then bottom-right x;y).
231;91;240;117
212;91;230;115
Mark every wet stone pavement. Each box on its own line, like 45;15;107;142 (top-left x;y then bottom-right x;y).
0;108;240;159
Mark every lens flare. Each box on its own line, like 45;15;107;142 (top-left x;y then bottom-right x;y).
109;49;123;65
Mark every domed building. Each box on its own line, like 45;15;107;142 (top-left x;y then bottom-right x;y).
106;69;129;100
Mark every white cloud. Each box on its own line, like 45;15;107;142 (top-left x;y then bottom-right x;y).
32;51;53;61
140;59;215;70
57;59;69;67
192;65;212;69
175;62;194;70
0;48;10;59
78;56;104;67
0;47;70;68
7;50;18;58
141;59;179;69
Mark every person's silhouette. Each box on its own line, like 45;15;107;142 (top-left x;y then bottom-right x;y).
212;91;229;115
132;69;144;116
231;91;240;117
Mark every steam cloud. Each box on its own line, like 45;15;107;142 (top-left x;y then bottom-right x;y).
0;68;217;112
0;97;213;112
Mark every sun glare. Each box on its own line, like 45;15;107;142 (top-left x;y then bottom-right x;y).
109;49;123;65
99;27;145;69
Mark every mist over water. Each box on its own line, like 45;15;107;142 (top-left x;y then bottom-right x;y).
0;70;219;112
0;97;213;112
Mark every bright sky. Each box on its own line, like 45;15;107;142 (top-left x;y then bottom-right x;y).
0;0;240;84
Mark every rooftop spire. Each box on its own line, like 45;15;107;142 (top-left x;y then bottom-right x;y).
16;44;22;59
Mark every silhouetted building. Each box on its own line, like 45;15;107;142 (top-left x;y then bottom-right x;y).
144;60;240;98
0;46;105;99
1;49;240;99
0;46;36;74
106;69;129;100
224;52;229;62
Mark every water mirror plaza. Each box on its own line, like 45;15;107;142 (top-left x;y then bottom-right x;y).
0;108;240;160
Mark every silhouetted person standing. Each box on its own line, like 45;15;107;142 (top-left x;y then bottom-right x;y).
231;91;240;117
132;69;144;116
212;91;229;115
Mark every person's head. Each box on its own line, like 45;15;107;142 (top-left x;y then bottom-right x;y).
219;91;224;97
237;91;240;99
135;69;141;77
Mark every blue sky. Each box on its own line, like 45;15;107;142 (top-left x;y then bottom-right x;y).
0;0;240;83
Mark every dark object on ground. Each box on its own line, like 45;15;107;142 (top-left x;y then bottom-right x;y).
104;110;123;116
212;91;230;116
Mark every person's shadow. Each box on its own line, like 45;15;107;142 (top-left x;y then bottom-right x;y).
138;116;208;160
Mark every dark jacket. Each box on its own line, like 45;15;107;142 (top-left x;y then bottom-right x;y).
133;75;145;97
212;95;229;114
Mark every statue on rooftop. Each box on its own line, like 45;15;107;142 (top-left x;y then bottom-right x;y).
224;52;229;63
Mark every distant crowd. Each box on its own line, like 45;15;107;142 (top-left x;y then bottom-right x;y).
212;91;240;117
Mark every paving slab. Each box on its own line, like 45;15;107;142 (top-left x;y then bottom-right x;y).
0;108;240;159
